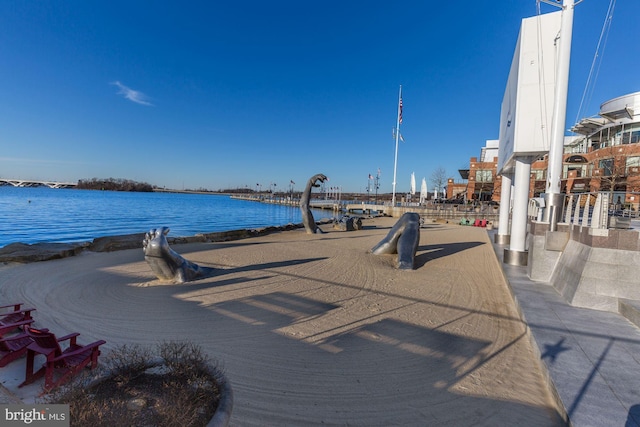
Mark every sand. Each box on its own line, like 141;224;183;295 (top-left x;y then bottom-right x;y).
0;217;563;426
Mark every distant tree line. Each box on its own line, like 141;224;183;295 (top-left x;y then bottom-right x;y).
77;178;154;192
220;187;254;194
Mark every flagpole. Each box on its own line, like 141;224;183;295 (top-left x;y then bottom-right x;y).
391;85;402;206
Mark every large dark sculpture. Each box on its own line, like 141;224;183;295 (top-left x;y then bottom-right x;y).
300;173;328;234
370;213;420;270
143;227;215;283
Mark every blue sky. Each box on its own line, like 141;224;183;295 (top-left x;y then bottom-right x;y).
1;1;637;193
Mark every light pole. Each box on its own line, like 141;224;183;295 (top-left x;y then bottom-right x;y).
375;169;381;204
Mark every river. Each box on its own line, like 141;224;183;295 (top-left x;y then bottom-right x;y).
0;187;336;248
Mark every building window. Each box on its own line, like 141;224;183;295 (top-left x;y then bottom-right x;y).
563;165;584;178
615;124;640;145
475;170;492;182
599;158;614;176
626;156;640;175
532;169;545;180
622;130;640;145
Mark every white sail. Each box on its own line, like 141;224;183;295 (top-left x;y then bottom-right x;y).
420;178;427;203
410;172;416;195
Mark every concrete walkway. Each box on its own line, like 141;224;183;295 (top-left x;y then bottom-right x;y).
490;230;640;427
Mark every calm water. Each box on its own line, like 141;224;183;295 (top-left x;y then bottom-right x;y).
0;187;336;248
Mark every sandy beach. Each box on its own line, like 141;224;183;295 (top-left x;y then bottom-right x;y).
0;217;563;426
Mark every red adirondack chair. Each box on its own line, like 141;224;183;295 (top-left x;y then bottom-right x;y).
0;303;35;337
21;327;106;393
0;332;33;368
0;328;51;368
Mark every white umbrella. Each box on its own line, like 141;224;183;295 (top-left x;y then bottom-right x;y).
410;172;416;196
420;178;427;203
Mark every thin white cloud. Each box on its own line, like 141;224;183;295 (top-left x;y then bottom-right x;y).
111;81;154;106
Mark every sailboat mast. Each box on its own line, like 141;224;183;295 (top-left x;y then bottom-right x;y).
546;0;574;195
544;0;575;229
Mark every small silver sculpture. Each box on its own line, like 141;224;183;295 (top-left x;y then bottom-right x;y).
370;213;420;270
333;215;362;231
300;173;328;234
143;227;214;283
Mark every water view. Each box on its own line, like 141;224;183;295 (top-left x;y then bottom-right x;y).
0;186;336;248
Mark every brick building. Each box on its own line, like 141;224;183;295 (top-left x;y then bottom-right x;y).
448;91;640;211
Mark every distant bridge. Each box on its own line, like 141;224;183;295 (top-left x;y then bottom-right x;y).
0;178;77;189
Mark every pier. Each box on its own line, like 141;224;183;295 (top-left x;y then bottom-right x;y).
230;194;500;224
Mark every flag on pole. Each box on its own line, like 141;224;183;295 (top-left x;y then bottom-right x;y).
393;128;405;142
399;97;403;124
393;128;405;141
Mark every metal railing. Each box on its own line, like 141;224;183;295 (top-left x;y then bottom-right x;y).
529;192;639;230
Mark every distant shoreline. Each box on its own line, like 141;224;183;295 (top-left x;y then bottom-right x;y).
152;188;231;195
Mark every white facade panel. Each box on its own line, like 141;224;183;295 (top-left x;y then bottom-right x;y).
497;11;562;174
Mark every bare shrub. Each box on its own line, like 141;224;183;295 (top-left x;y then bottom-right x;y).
105;343;153;381
44;341;223;427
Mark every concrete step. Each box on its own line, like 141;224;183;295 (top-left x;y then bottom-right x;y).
619;298;640;329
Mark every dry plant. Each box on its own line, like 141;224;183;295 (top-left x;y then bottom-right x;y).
44;341;223;427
